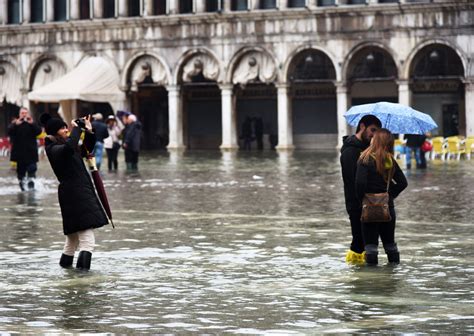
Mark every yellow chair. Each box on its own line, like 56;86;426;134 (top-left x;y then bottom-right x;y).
446;136;465;160
431;137;447;160
462;136;474;160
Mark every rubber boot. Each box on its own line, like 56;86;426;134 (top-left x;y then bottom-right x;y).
126;162;133;172
27;177;35;190
18;179;25;191
384;242;400;264
76;251;92;271
345;249;366;265
59;253;74;268
365;244;378;266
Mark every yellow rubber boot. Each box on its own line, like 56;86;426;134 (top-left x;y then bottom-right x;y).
345;250;366;265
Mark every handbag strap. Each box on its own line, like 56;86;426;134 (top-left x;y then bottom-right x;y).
385;167;393;192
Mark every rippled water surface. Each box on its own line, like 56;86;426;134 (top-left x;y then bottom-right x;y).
1;151;473;334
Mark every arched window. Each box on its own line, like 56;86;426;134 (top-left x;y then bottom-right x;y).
152;0;166;15
54;0;68;21
179;0;193;13
349;49;397;81
288;50;336;82
288;0;306;7
128;0;140;16
79;0;91;19
31;0;44;22
103;0;116;18
260;0;276;9
8;0;22;24
231;0;248;11
412;46;464;79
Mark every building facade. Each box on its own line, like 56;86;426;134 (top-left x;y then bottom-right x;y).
0;0;473;150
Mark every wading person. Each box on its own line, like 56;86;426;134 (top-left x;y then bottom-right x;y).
122;114;142;172
355;128;407;265
91;113;109;170
8;107;42;191
41;114;109;271
104;115;122;171
340;115;381;264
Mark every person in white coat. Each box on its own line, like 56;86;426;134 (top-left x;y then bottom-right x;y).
103;115;123;171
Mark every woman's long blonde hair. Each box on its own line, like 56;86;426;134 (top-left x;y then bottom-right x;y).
359;128;394;180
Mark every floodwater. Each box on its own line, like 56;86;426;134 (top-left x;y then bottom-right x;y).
0;150;473;334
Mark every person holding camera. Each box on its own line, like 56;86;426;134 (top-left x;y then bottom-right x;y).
8;107;42;191
41;114;109;271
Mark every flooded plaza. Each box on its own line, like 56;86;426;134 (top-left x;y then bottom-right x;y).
0;150;473;334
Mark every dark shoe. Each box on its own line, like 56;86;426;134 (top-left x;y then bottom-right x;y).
365;244;378;266
76;251;92;271
19;181;25;191
59;254;74;268
27;179;35;190
384;243;400;264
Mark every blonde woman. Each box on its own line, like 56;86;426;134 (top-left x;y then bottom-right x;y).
355;128;408;265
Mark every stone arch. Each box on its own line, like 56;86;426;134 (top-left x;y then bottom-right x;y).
173;48;222;85
0;59;23;105
227;46;279;85
76;52;122;81
342;41;400;83
283;45;339;82
403;39;467;79
27;54;68;90
122;52;171;91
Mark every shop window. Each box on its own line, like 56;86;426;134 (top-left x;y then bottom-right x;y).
206;0;222;12
179;0;193;13
31;0;44;22
8;0;22;24
288;0;306;7
317;0;335;6
153;0;166;14
260;0;276;9
231;0;248;11
79;0;91;19
128;0;140;16
103;0;116;18
54;0;68;21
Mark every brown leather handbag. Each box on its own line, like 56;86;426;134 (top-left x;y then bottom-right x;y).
360;169;392;223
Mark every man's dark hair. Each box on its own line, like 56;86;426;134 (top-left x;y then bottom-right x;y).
356;115;382;133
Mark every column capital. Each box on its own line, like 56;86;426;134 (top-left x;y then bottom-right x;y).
275;83;290;90
166;85;181;93
463;78;474;88
335;82;348;94
396;79;410;86
219;83;234;91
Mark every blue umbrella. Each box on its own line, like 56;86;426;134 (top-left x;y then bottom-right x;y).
344;101;437;134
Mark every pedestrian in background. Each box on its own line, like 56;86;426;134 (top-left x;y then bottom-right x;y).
356;128;407;265
91;113;109;170
404;134;425;169
121;113;142;172
340;115;381;264
8;107;42;191
104;115;122;171
42;113;109;271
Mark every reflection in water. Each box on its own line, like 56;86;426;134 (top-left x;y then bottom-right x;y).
0;152;473;334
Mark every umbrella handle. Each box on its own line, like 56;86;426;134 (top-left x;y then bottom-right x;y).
110;218;115;229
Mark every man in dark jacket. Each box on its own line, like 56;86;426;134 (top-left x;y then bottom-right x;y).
122;114;142;171
91;113;109;170
404;134;426;169
340;114;381;264
8;107;42;191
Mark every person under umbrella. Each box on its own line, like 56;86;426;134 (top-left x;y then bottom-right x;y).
41;113;109;271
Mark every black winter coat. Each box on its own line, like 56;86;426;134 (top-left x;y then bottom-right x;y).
8;121;42;163
355;157;408;208
123;121;142;152
92;120;109;142
45;127;108;235
340;135;369;213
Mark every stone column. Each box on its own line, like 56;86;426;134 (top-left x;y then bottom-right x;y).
168;0;178;14
250;0;259;10
276;84;294;150
167;85;185;150
278;0;287;9
336;83;349;148
23;0;31;23
223;0;231;11
94;0;103;18
465;80;474;137
195;0;204;12
118;0;127;16
144;0;153;15
70;0;80;19
0;0;7;24
46;0;54;21
397;80;411;107
219;84;238;150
